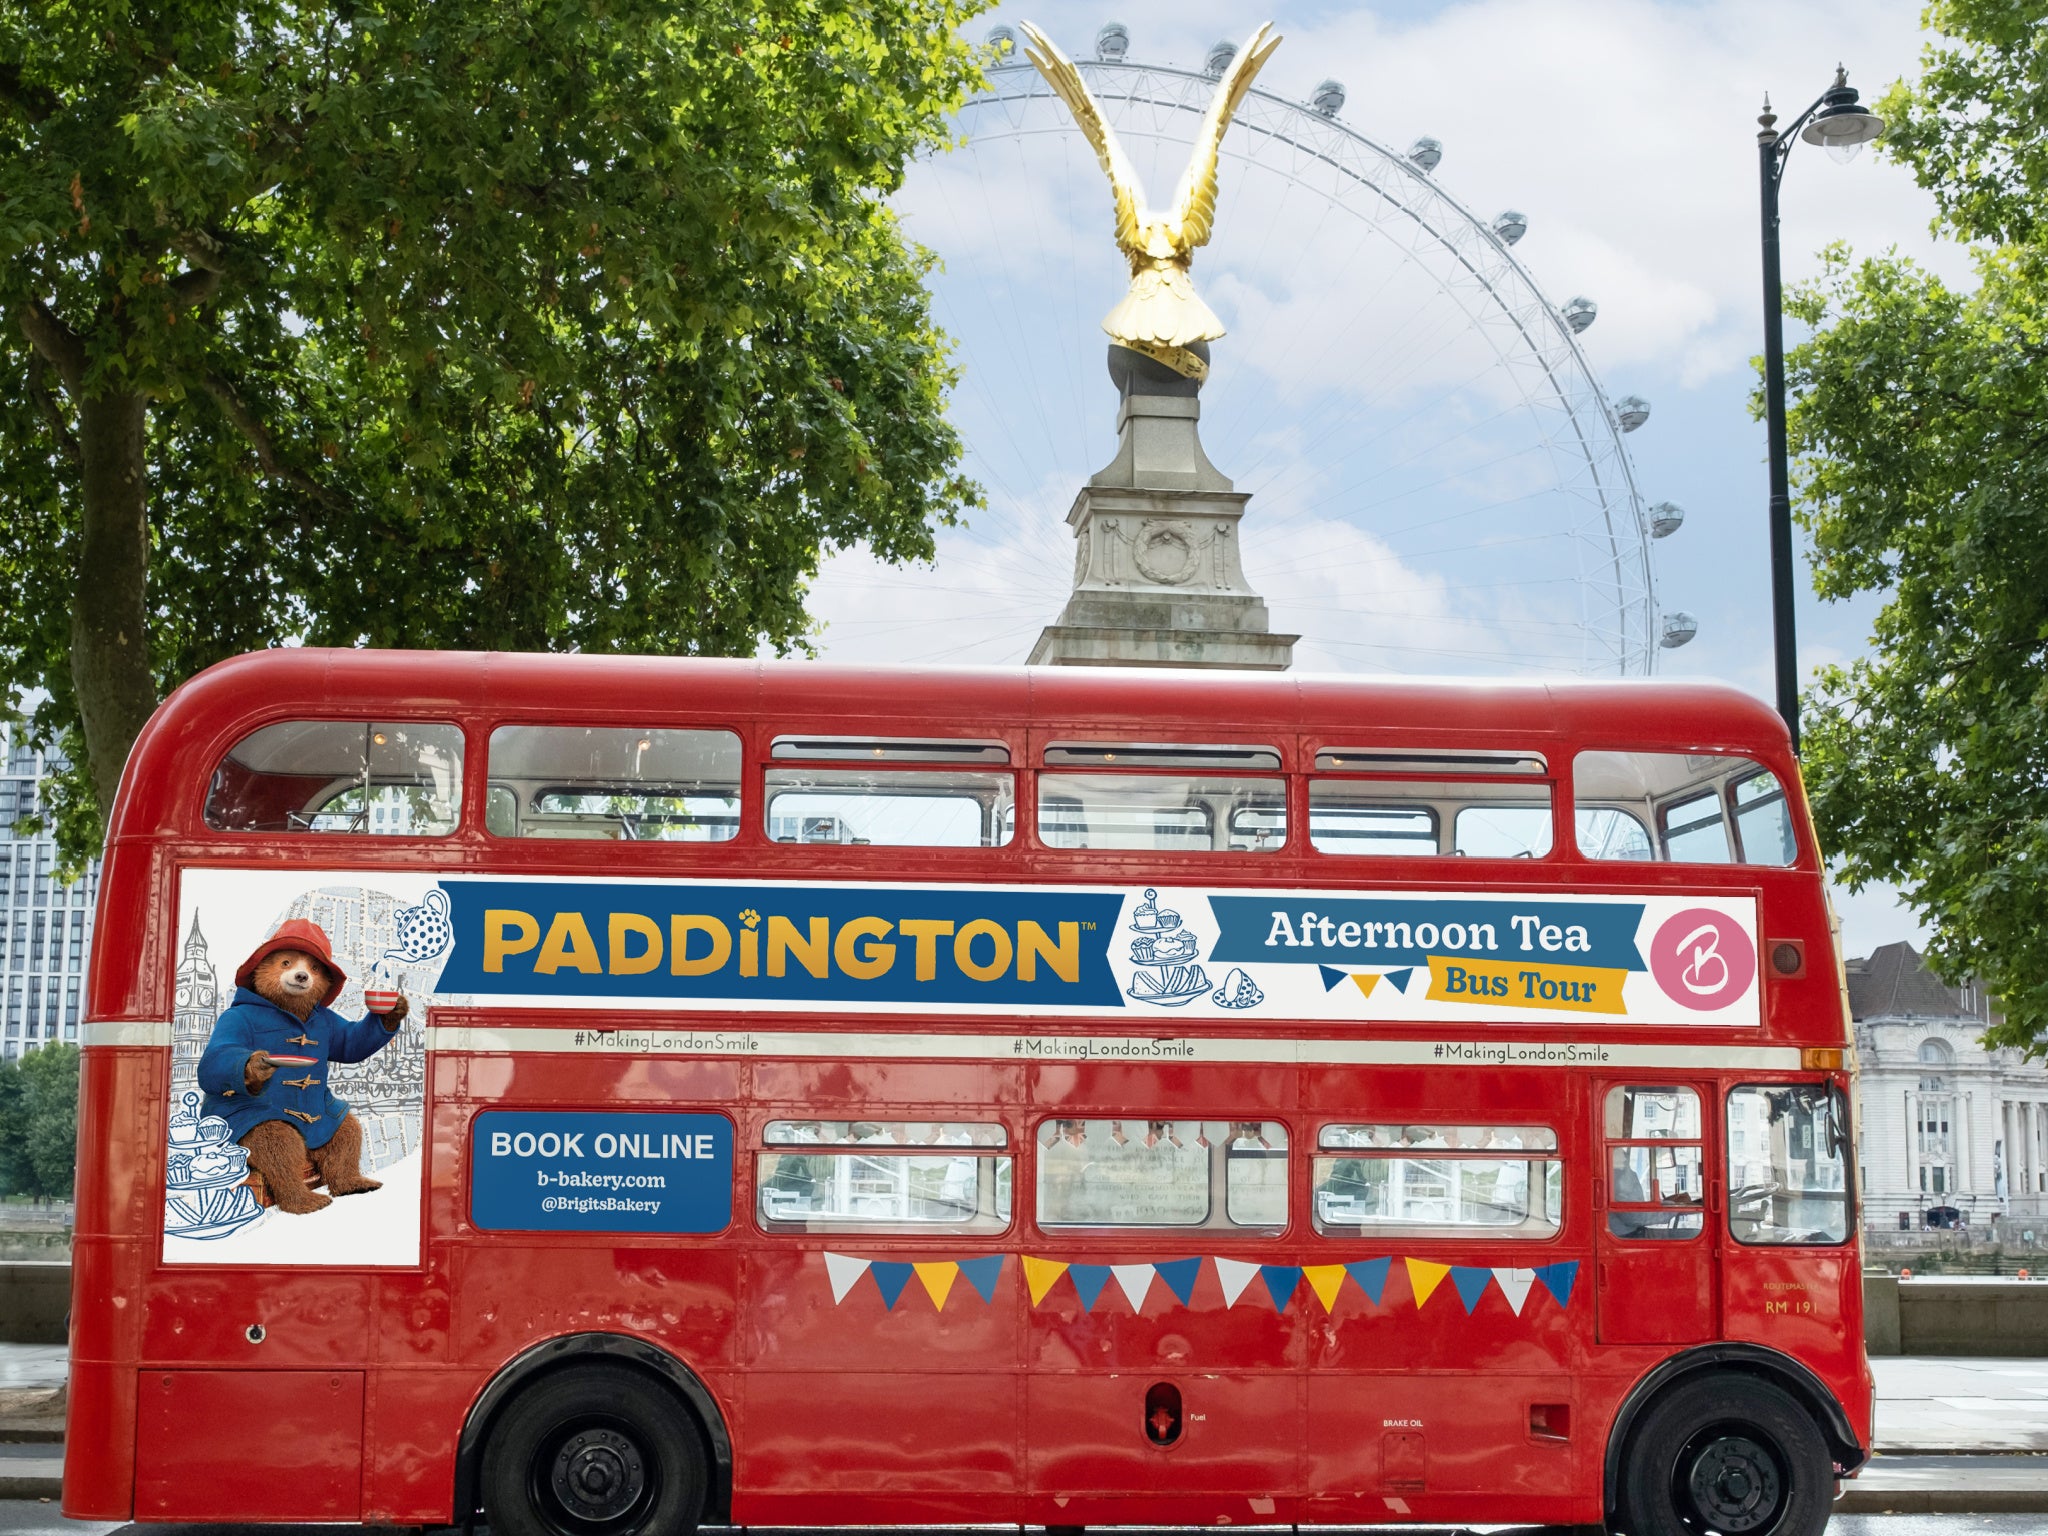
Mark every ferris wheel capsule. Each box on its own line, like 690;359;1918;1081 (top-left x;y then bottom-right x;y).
1660;612;1700;648
1095;22;1129;61
1205;41;1238;78
1614;395;1651;432
1561;296;1598;334
1408;136;1443;171
1311;79;1347;117
1492;209;1529;244
1649;502;1686;539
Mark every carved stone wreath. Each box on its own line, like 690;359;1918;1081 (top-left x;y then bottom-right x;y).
1133;520;1199;586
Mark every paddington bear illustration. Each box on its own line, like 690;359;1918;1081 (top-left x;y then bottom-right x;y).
196;919;409;1215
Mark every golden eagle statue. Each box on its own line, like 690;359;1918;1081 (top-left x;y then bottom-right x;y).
1020;21;1283;379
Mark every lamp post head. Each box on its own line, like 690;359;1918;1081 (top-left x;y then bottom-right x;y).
1801;65;1885;162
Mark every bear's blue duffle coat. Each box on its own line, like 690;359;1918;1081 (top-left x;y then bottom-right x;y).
196;987;398;1149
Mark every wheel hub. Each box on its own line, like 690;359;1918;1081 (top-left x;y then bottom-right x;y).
550;1428;646;1523
1685;1433;1782;1532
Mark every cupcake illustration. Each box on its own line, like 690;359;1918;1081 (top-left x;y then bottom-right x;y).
1125;889;1211;1007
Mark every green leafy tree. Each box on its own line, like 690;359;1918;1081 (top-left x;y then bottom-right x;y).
1786;0;2048;1046
2;0;985;863
0;1045;80;1202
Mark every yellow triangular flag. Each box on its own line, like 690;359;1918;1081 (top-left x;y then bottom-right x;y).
1350;973;1380;999
1022;1255;1070;1306
913;1261;959;1310
1406;1257;1451;1309
1303;1264;1348;1312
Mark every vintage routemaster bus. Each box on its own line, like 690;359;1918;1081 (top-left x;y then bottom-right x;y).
67;650;1866;1536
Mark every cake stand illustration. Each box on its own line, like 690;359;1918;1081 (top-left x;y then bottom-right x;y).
164;1090;265;1240
1126;889;1212;1007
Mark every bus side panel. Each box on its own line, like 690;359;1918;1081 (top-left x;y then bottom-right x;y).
361;1363;478;1524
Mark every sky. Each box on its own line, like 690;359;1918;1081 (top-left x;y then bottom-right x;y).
798;0;1971;961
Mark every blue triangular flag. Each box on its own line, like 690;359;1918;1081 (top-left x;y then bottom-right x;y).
1533;1260;1580;1309
1450;1266;1493;1314
1260;1265;1302;1310
1382;968;1413;993
1319;964;1349;991
1068;1263;1113;1311
957;1255;1004;1303
1345;1256;1391;1306
869;1261;915;1310
1155;1257;1202;1306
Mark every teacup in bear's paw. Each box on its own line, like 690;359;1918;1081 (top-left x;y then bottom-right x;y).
373;994;409;1030
243;1049;277;1093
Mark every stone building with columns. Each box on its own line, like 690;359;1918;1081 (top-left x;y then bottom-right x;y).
1850;941;2045;1244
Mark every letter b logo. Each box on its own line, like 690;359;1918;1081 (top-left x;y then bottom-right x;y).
1649;909;1755;1011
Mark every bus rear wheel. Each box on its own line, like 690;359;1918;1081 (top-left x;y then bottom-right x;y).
482;1363;707;1536
1613;1375;1830;1536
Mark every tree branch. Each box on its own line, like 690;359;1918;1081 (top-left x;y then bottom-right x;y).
199;373;346;511
167;266;223;308
25;354;81;467
16;300;86;392
167;229;229;275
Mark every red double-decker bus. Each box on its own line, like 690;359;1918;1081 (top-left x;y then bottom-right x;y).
67;650;1866;1536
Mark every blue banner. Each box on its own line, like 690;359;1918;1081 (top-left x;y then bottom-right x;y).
469;1111;733;1234
437;880;1125;1007
1208;896;1646;971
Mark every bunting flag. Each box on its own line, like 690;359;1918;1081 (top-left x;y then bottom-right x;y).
1318;965;1349;992
825;1251;1581;1318
1349;973;1380;1000
1112;1263;1156;1311
1259;1265;1303;1311
869;1260;915;1310
824;1251;872;1303
1023;1256;1069;1306
1533;1260;1580;1310
958;1255;1005;1303
1449;1266;1493;1314
1345;1256;1391;1306
1068;1263;1113;1311
1214;1256;1263;1307
1382;967;1414;993
1405;1257;1451;1309
1155;1257;1202;1306
1303;1264;1349;1312
914;1261;959;1310
1493;1267;1536;1316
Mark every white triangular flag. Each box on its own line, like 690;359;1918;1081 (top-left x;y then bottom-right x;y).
824;1251;872;1304
1214;1257;1262;1308
1493;1266;1536;1316
1111;1264;1155;1311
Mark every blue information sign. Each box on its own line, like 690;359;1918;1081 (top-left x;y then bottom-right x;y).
469;1111;733;1234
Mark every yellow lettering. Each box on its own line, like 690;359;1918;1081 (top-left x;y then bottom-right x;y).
670;915;732;976
740;924;759;977
899;919;955;981
483;910;540;973
834;916;896;980
954;919;1013;983
1017;920;1080;983
768;915;828;979
535;912;602;975
608;913;663;975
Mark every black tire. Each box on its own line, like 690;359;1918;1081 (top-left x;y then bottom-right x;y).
481;1362;707;1536
1612;1374;1832;1536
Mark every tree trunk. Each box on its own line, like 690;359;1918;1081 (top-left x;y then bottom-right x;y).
70;391;159;824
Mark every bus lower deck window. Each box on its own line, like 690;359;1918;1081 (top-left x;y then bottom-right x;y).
487;725;741;841
203;720;464;835
757;1119;1012;1234
1727;1085;1850;1246
1311;1123;1562;1237
1036;1119;1288;1230
1575;751;1799;866
1605;1086;1706;1239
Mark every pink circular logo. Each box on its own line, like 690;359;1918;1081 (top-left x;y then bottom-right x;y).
1649;909;1756;1011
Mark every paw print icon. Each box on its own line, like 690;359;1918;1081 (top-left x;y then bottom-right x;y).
739;909;761;929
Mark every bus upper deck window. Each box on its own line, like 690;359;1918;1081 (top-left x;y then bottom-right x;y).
203;721;463;835
764;768;1014;848
1038;744;1285;854
487;726;741;841
1310;750;1552;859
1574;751;1799;866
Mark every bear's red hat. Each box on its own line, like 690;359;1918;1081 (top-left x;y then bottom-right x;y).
234;919;348;994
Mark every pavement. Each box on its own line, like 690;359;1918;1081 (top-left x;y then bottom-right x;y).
7;1346;2048;1515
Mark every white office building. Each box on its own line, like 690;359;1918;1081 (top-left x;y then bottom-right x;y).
1851;941;2048;1239
0;725;98;1061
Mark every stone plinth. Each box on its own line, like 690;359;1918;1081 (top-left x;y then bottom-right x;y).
1030;344;1297;671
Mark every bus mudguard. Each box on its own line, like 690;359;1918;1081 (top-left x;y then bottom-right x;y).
1602;1340;1867;1512
453;1331;733;1531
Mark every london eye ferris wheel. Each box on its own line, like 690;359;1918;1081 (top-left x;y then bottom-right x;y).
822;21;1696;676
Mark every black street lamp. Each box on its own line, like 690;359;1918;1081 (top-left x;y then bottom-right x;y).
1758;67;1884;752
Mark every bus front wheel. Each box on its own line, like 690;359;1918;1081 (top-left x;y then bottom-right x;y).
1613;1374;1831;1536
482;1362;707;1536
